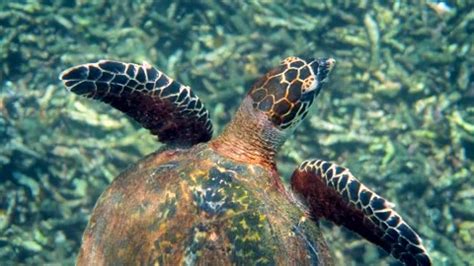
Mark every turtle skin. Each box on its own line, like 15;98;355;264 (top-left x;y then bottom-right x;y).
78;143;332;265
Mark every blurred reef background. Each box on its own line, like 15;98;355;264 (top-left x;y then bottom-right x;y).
0;0;473;265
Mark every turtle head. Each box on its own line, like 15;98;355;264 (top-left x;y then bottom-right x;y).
212;56;335;168
248;56;335;130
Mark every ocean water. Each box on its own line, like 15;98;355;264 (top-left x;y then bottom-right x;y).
0;0;472;265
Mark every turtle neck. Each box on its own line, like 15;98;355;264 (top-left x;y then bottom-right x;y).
210;96;287;169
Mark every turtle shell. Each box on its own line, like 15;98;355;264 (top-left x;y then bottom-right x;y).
77;144;332;265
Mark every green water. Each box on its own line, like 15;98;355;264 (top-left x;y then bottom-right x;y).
0;1;472;265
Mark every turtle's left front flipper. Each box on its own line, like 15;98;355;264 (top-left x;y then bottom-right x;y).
60;60;213;146
291;159;431;266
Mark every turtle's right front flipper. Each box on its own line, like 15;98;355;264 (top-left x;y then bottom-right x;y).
291;159;431;266
60;60;213;146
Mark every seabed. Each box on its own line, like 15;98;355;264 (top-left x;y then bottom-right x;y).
0;1;473;265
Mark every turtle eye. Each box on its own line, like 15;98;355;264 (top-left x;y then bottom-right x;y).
308;58;336;93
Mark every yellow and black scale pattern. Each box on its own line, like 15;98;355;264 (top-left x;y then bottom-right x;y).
293;159;431;265
249;57;332;129
60;60;213;145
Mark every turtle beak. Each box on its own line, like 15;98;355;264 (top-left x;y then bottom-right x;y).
309;58;336;85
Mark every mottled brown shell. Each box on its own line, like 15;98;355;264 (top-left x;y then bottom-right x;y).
77;144;332;265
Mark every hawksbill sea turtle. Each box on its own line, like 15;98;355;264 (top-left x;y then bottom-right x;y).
59;56;431;265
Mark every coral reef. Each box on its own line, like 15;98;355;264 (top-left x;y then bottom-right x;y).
0;0;472;264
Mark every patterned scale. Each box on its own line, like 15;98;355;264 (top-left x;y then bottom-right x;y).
60;60;213;146
291;159;431;266
248;57;334;129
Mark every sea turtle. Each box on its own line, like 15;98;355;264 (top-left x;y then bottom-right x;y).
60;56;431;265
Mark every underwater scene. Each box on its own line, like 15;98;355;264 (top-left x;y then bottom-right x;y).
0;0;473;265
